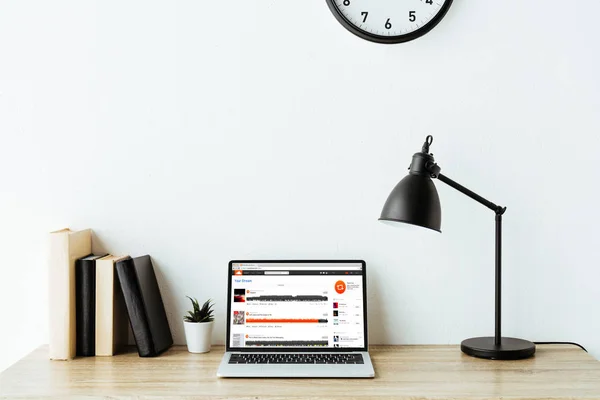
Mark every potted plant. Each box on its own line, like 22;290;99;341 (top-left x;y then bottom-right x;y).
183;297;215;353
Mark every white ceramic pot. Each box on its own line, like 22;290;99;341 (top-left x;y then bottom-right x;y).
183;320;214;353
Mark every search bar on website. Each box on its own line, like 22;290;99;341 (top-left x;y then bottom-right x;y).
264;271;290;275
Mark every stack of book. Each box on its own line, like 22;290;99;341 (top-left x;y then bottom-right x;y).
48;229;173;359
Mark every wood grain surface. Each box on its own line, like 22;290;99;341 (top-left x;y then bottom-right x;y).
1;344;599;399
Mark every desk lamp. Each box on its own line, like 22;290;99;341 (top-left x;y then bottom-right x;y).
379;135;535;360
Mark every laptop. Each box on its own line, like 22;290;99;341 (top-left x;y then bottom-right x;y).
217;260;375;378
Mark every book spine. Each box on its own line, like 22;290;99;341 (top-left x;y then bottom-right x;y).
76;258;96;356
116;258;155;357
48;233;70;360
95;259;114;356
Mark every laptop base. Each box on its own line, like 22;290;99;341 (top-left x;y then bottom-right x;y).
217;352;375;378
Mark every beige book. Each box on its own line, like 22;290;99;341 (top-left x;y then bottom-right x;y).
95;255;130;356
48;228;92;360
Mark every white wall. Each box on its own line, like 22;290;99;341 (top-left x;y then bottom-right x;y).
1;0;599;372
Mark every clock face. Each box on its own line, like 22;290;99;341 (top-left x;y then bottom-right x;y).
325;0;453;44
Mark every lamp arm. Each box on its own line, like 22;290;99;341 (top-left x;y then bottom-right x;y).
436;171;505;346
418;135;504;215
435;173;506;215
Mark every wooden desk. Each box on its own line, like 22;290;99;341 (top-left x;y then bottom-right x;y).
1;345;599;399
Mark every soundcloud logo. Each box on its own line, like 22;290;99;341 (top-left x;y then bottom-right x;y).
335;280;346;294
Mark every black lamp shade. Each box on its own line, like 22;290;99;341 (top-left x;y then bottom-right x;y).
379;174;442;232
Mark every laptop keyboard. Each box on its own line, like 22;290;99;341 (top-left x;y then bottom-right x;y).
229;353;364;364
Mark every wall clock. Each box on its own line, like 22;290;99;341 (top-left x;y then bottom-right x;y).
325;0;453;44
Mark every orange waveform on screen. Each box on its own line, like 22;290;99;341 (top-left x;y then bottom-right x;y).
246;318;323;323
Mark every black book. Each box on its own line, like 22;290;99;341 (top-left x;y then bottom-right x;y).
75;254;106;357
115;255;173;357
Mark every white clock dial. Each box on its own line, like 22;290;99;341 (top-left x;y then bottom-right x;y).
326;0;453;44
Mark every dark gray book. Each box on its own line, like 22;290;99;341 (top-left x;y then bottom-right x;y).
115;255;173;357
75;254;106;357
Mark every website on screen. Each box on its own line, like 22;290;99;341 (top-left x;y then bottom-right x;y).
229;262;365;349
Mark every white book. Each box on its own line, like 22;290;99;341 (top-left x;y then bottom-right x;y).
95;255;130;356
48;228;92;360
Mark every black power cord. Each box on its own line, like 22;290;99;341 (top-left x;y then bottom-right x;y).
534;342;588;352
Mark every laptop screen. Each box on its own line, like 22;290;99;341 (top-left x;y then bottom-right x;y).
227;260;367;351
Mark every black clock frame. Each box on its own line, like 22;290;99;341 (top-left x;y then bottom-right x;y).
325;0;454;44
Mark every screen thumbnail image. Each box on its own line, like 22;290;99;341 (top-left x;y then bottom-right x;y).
234;288;246;303
333;310;338;317
233;311;245;325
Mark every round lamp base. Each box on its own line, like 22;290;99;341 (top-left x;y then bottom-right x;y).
461;337;536;360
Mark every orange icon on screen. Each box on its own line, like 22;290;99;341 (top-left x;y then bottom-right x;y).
234;270;242;275
335;280;346;294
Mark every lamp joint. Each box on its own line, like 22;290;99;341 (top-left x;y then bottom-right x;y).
425;161;441;179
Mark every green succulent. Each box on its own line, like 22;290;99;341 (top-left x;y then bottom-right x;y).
184;296;215;323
